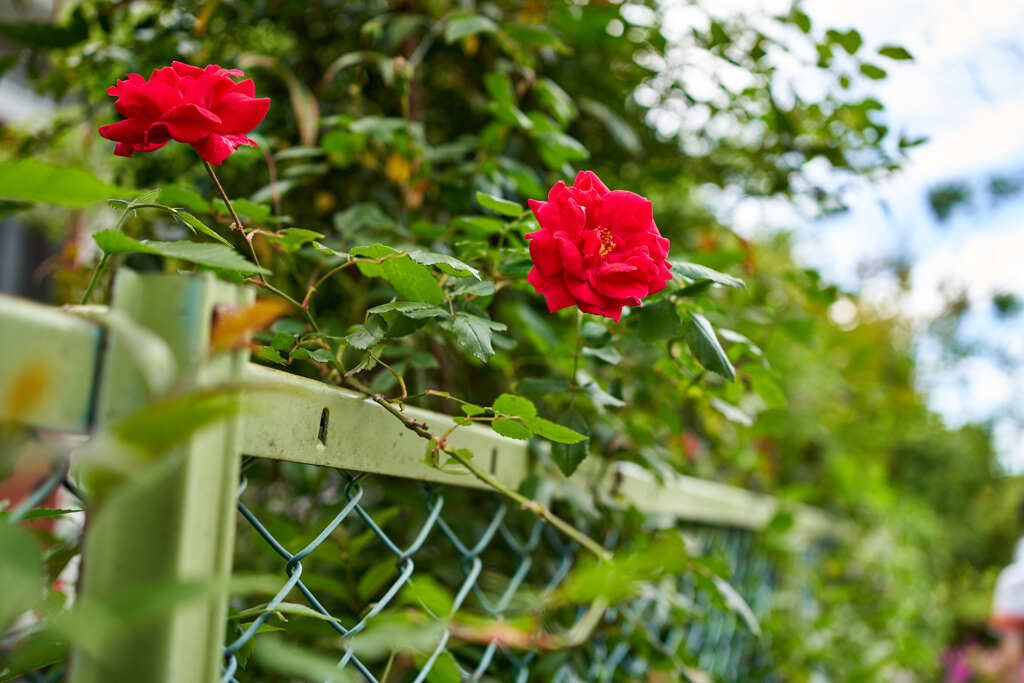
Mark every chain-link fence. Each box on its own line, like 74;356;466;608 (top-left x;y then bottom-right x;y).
225;458;774;682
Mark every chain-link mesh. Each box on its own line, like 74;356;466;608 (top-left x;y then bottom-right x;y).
2;456;774;682
226;459;774;682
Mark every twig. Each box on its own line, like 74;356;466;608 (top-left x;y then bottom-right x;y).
203;159;266;283
343;375;611;561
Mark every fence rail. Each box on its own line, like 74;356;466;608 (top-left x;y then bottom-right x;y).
0;271;829;682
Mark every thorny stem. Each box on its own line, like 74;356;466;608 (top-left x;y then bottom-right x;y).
203;160;266;283
344;374;612;561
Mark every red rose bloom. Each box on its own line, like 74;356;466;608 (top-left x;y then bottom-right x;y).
525;171;672;321
98;61;270;165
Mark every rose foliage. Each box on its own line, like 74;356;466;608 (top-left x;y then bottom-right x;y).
0;1;1017;681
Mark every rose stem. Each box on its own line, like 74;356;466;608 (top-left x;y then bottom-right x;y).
343;372;612;561
202;159;266;284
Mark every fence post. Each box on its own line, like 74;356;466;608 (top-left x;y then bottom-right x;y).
68;270;252;683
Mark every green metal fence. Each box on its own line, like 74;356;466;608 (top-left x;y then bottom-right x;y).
0;270;819;682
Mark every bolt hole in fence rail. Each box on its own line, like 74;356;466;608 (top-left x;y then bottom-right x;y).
0;272;833;681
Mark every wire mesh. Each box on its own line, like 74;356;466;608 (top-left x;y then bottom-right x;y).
226;459;774;682
1;456;774;682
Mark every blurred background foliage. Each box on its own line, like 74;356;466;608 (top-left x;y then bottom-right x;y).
1;0;1020;680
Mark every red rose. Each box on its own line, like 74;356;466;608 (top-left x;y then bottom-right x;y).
98;61;270;165
525;171;672;321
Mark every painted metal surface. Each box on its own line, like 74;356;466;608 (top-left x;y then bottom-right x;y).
67;271;252;683
0;294;102;433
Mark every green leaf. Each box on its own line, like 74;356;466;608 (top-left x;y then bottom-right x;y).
265;228;325;254
685;312;736;381
438;313;507;362
550;410;589;476
632;300;681;342
670;261;745;288
492;417;532;440
175;211;231;246
859;62;887;80
0;159;135;207
484;71;515;106
445;14;497;43
402;576;455;617
407;250;481;279
230;601;342;623
536;131;589;169
878;45;913;60
92;231;267;274
493;393;537;418
534;78;577;126
0;523;42;629
309;348;335;363
453;215;507;237
346;317;387;349
523;415;586;444
353;244;445;305
460;402;485;417
476;191;524;217
368;301;449;319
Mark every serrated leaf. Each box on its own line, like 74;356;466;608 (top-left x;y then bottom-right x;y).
632;300;681;341
444;14;497;43
346;317;387;349
439;313;507;362
685;312;736;381
550;410;589;476
460;403;485;417
475;191;523;217
92;230;267;274
670;261;745;288
353;244;444;305
522;415;585;444
407;250;481;279
368;301;449;319
453;215;507;236
452;280;495;297
493;393;537;418
309;348;335;363
492;417;532;440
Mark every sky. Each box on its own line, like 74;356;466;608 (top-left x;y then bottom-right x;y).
689;0;1024;467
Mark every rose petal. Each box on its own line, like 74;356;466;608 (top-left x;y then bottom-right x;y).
527;231;563;278
528;269;575;312
162;102;223;142
214;94;270;134
192;133;257;165
600;190;654;233
98;117;149;143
